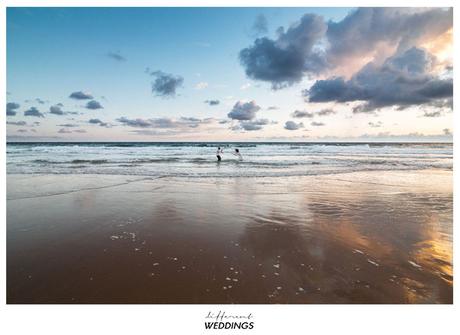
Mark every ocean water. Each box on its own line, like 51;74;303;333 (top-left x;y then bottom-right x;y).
6;142;453;178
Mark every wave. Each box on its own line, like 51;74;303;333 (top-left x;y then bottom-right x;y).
71;159;108;164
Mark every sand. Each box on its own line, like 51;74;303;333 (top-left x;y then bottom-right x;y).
7;170;452;303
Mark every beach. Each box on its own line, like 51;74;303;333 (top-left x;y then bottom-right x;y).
7;164;452;303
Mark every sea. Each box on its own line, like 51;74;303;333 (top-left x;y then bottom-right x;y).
6;142;453;178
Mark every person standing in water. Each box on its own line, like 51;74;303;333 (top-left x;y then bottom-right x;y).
216;147;223;161
232;148;243;160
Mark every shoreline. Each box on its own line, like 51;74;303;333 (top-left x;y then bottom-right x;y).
7;169;452;303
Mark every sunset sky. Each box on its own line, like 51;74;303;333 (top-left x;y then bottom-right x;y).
6;7;453;142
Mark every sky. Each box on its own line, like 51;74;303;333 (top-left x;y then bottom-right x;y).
6;7;453;142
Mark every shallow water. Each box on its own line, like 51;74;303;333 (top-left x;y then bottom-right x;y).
7;170;452;303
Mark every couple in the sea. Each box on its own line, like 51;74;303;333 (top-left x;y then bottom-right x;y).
216;147;242;162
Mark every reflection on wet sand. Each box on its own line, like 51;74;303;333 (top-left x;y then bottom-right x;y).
7;170;452;303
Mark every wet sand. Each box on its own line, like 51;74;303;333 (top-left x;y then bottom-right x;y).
7;170;452;303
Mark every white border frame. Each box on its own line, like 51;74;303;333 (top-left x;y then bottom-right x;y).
1;1;457;334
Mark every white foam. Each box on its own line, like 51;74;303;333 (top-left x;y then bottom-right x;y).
367;259;379;267
409;261;422;268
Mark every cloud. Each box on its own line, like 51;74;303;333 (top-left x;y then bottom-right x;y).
117;116;213;130
35;98;46;104
443;128;451;136
423;111;442;117
311;121;325;126
306;47;453;112
326;8;453;71
239;8;452;88
204;99;220;106
227;100;261;120
117;117;153;128
49;104;65;115
368;121;383;128
69;91;94;100
148;70;184;97
7;121;27;126
267;106;279;110
238;119;271;131
85;100;104;110
251;14;268;36
7;102;20;116
17;129;28;133
316;108;337;116
57;127;86;134
107;51;126;62
284;121;304;130
195;82;208;90
88;118;108;126
24;107;44;118
292;110;314;118
57;123;79;127
239;13;328;89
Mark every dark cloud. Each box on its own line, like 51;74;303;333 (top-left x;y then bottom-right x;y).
35;98;46;104
88;118;108;127
107;51;126;62
368;121;383;128
57;127;86;134
291;110;314;118
204;99;220;106
24;107;44;118
227;100;261;120
69;91;94;100
117;117;153;128
238;119;271;131
85;100;104;110
284;121;304;130
149;70;184;97
423;111;442;117
311;121;325;126
57;123;79;127
316;108;337;116
251;14;268;36
7;121;27;126
239;8;452;89
7;102;20;116
49;104;65;115
306;48;453;112
240;14;327;89
117;116;211;130
17;129;28;133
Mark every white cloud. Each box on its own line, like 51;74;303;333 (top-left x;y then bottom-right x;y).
195;82;209;90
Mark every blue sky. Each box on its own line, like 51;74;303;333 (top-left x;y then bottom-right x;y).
6;7;453;141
